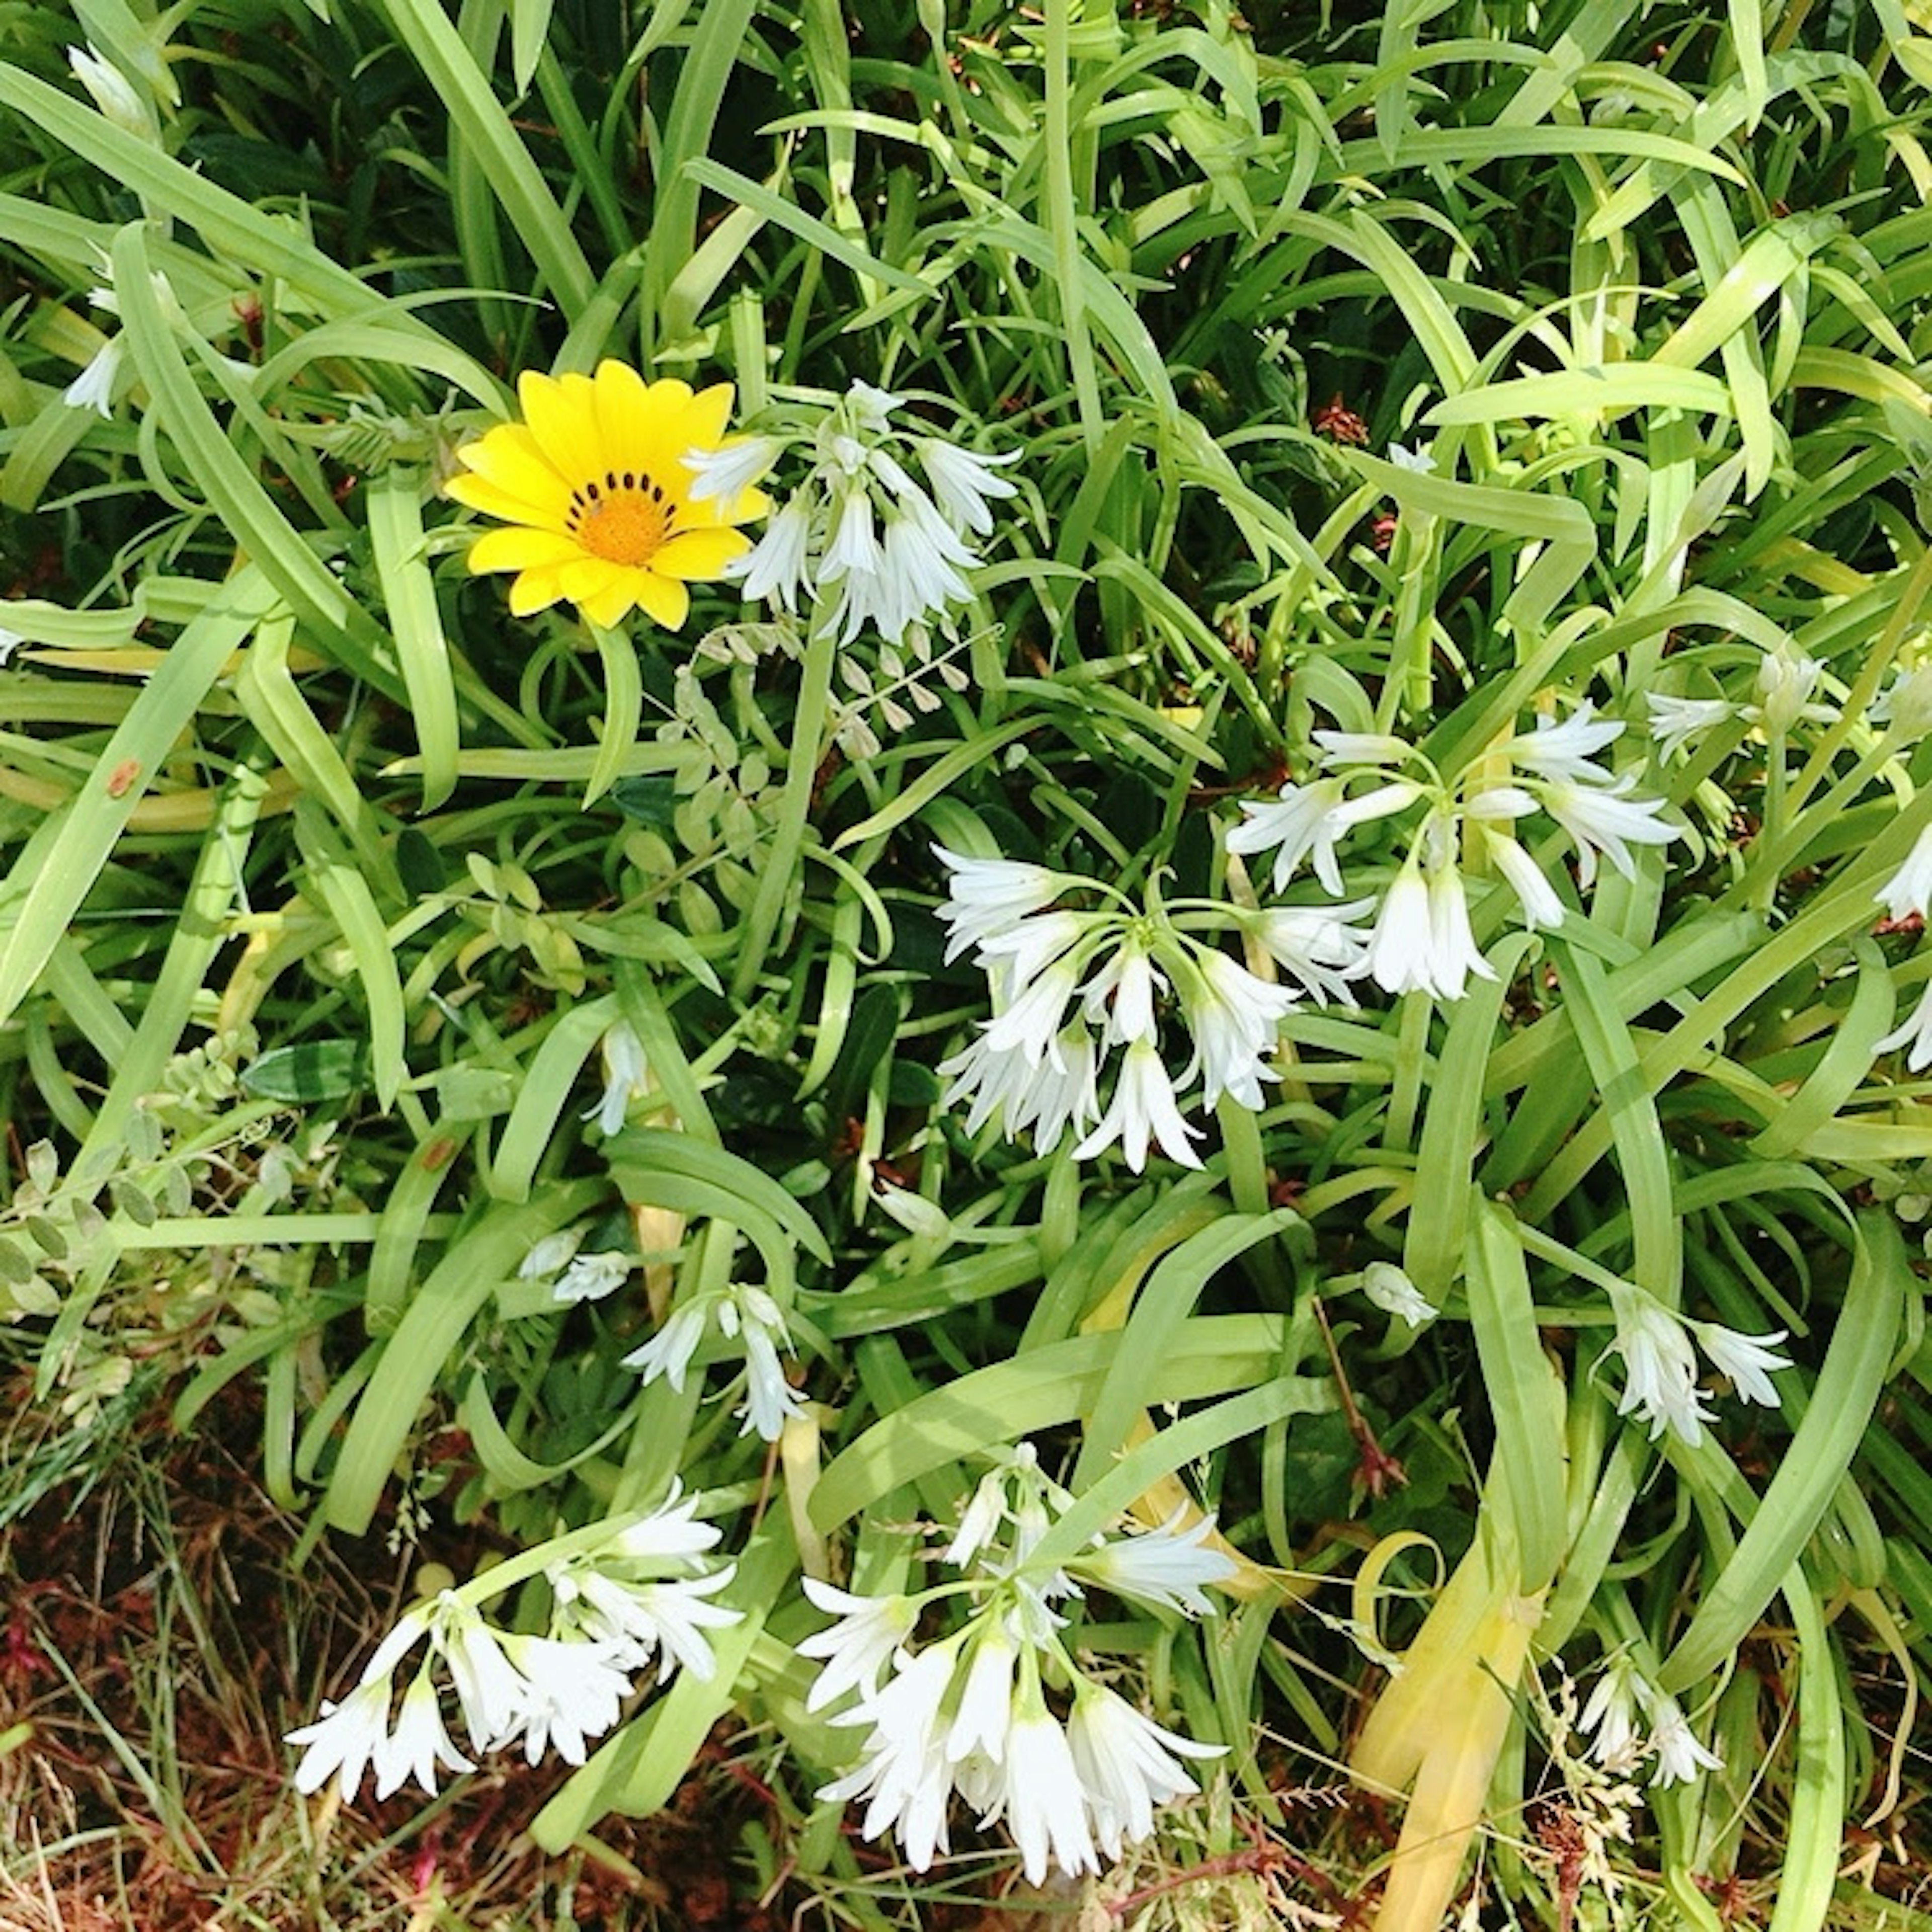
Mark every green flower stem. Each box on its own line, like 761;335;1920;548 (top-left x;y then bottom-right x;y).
1740;736;1894;907
730;602;840;1003
1750;728;1791;914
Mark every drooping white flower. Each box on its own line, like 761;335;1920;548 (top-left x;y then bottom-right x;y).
1364;861;1437;998
1641;1685;1724;1787
1178;948;1297;1110
1579;1659;1643;1772
498;1633;632;1766
610;1484;726;1564
1424;858;1495;1002
975;909;1088;1001
554;1250;631;1304
917;437;1020;535
732;498;812;612
1483;826;1567;932
287;1676;397;1801
286;1607;436;1799
1502;702;1626;782
938;1023;1101;1153
435;1597;530;1752
1462;784;1538;825
62;336;122;418
719;1283;808;1440
983;958;1085;1067
1689;1320;1789;1407
1875;981;1932;1072
985;1698;1100;1886
67;44;151;137
1066;1680;1222;1860
371;1672;474;1800
1873;662;1932;741
683;434;782;503
798;1579;921;1713
1361;1260;1435;1327
587;1020;649;1137
1071;1037;1204;1172
1248;901;1374;1005
1753;644;1830;735
1071;1507;1236;1617
944;1623;1018;1765
565;1566;740;1682
821;487;881;586
846;379;904;430
932;845;1069;959
1604;1291;1713;1446
874;503;975;645
1645;692;1737;762
1080;937;1164;1047
1537;775;1678;887
519;1226;586;1280
1878;826;1932;924
1386;441;1434;473
947;1455;1020;1570
0;627;21;669
622;1297;709;1389
818;1640;962;1872
1312;730;1419;770
1225;776;1357;896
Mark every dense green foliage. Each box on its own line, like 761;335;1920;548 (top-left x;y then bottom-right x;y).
5;0;1932;1924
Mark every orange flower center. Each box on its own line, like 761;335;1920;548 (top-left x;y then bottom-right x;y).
567;468;677;567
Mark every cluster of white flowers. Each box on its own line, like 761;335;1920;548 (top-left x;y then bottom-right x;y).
800;1444;1231;1883
623;1277;807;1440
687;380;1015;648
1644;641;1837;761
1601;1284;1789;1445
1229;707;1678;1001
286;1492;740;1802
1580;1657;1724;1787
933;844;1358;1171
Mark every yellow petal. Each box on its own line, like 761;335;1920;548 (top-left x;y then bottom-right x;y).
454;423;569;513
577;572;643;629
671;479;768;533
560;554;624;603
592;365;712;495
446;473;570;533
508;565;570;615
468;527;585;574
653;527;750;581
518;370;605;484
628;570;690;630
591;360;658;458
681;382;736;453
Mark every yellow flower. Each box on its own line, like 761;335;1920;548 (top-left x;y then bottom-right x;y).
447;362;765;630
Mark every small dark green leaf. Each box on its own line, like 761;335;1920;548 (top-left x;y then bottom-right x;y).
610;776;680;829
396;828;445;897
25;1216;67;1260
109;1179;159;1228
